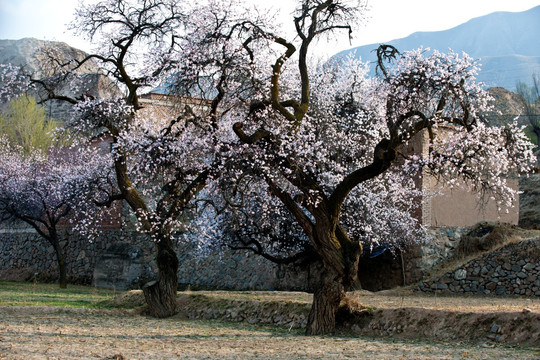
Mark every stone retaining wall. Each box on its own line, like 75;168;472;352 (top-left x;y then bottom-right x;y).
175;244;322;291
0;229;318;291
418;238;540;296
420;227;467;275
2;225;538;297
0;229;153;284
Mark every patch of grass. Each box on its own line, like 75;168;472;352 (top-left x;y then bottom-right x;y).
0;281;121;309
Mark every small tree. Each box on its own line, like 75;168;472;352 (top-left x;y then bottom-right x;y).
0;137;114;288
37;0;232;317
0;95;63;155
0;0;232;316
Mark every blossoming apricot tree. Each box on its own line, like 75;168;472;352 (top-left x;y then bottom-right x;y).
0;137;115;288
178;1;535;334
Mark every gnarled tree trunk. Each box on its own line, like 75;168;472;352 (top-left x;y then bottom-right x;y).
50;234;67;289
306;269;346;335
142;237;179;318
305;224;362;335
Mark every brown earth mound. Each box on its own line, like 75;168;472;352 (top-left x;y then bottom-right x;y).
345;306;540;347
454;222;519;258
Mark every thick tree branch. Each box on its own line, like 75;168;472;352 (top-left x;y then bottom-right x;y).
265;177;315;241
230;233;317;265
233;122;271;144
328;139;396;222
163;168;210;221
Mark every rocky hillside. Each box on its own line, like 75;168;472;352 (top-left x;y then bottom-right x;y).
484;87;540;146
486;87;527;124
0;38;97;77
0;38;121;121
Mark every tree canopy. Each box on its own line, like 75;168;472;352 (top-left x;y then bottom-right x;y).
166;2;535;334
0;0;535;335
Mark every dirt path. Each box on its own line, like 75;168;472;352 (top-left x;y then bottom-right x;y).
1;306;539;360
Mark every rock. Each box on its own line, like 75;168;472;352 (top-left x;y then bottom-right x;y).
441;276;453;284
490;324;500;334
486;282;497;291
76;250;86;261
454;269;467;280
511;265;522;272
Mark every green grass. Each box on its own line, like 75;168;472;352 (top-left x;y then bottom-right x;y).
0;281;122;309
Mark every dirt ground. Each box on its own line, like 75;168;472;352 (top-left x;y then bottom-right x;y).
1;291;539;360
0;306;538;360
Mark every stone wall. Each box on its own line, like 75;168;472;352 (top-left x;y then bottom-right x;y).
176;244;322;291
0;229;153;285
420;227;468;276
0;228;319;291
2;224;538;297
418;238;540;296
0;224;425;292
519;171;540;230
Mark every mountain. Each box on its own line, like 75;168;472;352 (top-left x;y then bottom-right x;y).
0;38;98;77
0;38;121;121
333;6;540;90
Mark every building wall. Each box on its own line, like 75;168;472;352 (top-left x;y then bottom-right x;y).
401;128;520;227
428;179;519;227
